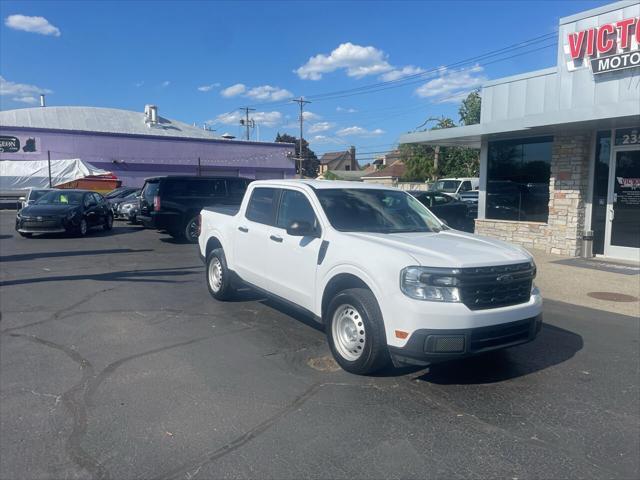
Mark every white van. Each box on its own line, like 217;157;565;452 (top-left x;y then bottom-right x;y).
430;177;479;199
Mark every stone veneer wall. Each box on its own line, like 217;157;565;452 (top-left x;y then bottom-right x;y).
475;132;591;257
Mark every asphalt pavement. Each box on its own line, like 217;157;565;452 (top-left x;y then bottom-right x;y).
0;210;638;480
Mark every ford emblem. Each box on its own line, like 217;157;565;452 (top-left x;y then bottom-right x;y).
496;273;514;283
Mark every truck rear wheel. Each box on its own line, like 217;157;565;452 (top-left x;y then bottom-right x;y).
326;288;390;375
184;216;199;244
206;248;236;301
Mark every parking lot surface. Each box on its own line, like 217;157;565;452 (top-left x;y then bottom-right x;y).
1;210;638;480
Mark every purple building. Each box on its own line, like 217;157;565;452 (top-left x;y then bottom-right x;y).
0;105;296;187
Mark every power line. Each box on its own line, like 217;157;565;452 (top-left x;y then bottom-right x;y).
244;31;557;109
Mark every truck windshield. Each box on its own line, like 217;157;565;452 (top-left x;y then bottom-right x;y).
430;180;460;193
315;188;443;233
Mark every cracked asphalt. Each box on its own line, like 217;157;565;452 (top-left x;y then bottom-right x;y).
0;210;638;480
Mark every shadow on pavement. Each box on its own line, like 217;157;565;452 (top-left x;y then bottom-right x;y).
0;234;12;240
417;324;583;385
0;248;153;263
0;266;202;287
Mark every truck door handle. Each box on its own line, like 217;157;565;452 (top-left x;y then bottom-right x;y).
238;226;249;233
270;235;283;243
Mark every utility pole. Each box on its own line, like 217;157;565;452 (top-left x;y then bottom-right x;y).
239;107;255;141
292;97;311;177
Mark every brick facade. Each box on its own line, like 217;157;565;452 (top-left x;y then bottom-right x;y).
475;132;592;257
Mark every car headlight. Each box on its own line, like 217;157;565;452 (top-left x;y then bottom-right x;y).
400;266;461;302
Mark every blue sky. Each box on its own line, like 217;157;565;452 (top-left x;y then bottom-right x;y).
1;0;609;161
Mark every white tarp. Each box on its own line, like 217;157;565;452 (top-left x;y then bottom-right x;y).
0;159;111;193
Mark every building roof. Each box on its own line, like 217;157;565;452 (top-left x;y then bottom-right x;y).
319;150;350;165
1;106;234;141
251;178;397;190
363;160;406;179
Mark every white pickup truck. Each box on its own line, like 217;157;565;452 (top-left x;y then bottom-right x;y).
199;180;542;375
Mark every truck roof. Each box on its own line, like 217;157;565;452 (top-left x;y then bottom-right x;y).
250;179;398;190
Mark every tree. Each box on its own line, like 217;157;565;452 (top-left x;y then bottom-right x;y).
459;90;481;126
400;143;435;182
275;133;319;177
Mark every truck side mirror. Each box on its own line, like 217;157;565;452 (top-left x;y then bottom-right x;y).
287;220;317;237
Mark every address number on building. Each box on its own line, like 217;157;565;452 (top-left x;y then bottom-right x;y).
615;129;640;146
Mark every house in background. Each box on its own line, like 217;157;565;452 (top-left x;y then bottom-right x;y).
362;159;407;185
318;146;358;175
373;149;401;170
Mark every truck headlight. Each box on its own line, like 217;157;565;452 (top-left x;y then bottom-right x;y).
400;266;461;302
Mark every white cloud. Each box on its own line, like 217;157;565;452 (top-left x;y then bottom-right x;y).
197;83;220;92
415;64;486;103
309;135;342;145
336;106;357;113
380;65;424;82
12;96;38;104
245;85;292;102
0;76;52;99
5;14;60;36
336;126;385;137
161;80;171;88
296;42;393;80
220;83;247;97
134;81;144;88
302;111;320;121
211;110;283;128
308;122;335;134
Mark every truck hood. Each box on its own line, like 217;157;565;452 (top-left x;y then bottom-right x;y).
345;229;532;268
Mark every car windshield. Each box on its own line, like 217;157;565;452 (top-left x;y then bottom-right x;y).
315;188;443;233
430;180;461;193
105;188;125;198
29;190;50;201
34;191;83;205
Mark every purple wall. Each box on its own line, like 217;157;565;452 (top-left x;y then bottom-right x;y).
0;127;296;187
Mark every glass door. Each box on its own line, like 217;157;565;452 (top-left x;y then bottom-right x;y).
604;148;640;261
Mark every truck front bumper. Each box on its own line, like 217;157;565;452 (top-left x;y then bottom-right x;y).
388;314;543;367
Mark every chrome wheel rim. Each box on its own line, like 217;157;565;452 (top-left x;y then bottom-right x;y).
208;257;223;293
187;219;199;241
332;304;365;361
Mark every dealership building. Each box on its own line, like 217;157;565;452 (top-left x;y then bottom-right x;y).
0;105;296;187
401;1;640;261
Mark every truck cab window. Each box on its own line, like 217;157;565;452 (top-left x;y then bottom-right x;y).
277;190;318;230
246;187;278;225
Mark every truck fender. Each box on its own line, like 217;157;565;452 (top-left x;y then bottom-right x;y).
317;264;385;322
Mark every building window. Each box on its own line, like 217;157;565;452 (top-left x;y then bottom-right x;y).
486;136;552;222
590;131;611;254
345;165;351;171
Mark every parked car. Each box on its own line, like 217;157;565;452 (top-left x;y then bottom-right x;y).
106;187;138;211
199;180;542;375
15;189;113;237
116;198;140;224
138;176;251;243
409;190;472;232
111;190;141;217
430;177;479;199
104;186;135;199
17;188;55;210
459;190;479;220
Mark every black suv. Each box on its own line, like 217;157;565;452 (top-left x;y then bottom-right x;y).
138;176;251;243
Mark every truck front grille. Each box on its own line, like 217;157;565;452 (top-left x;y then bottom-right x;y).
458;262;534;310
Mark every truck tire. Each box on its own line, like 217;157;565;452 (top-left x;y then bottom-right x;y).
103;214;113;231
206;248;236;301
184;216;199;244
326;288;390;375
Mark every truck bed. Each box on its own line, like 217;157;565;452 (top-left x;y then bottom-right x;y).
203;204;241;216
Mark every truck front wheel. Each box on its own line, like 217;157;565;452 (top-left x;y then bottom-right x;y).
206;248;236;301
326;288;390;375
